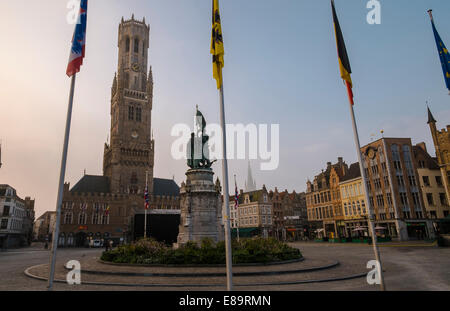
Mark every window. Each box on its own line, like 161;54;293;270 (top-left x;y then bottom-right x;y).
361;201;367;214
381;162;387;174
101;214;109;225
397;176;405;187
412;192;420;207
1;219;8;229
440;193;447;206
128;106;134;120
426;193;434;205
422;176;430;186
374;178;382;190
444;211;449;218
130;172;138;184
376;195;384;207
92;212;99;225
403;211;411;219
408;176;417;187
436;176;443;187
416;211;423;219
125;37;130;52
64;212;73;225
2;206;9;217
78;213;87;225
419;160;425;168
134;38;139;53
384;176;390;188
400;192;408;206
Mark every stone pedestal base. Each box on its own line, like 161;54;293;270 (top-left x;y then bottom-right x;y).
175;169;224;247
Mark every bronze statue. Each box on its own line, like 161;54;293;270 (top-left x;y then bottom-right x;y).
187;107;216;169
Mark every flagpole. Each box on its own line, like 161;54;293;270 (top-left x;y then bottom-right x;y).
48;73;77;291
234;174;239;242
219;83;233;291
347;85;385;291
144;170;148;239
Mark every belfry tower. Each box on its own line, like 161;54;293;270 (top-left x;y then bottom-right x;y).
103;15;154;194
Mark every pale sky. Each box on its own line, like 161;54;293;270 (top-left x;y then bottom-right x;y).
1;0;449;218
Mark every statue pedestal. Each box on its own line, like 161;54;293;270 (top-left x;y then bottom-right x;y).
174;168;224;248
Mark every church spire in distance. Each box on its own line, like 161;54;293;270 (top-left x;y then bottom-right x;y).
245;161;256;192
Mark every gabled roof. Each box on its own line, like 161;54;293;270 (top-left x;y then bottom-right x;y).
70;175;110;193
412;145;439;170
341;163;361;182
153;178;179;197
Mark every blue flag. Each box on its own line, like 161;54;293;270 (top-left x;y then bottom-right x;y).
430;16;450;92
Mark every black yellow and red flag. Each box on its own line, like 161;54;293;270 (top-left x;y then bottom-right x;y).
331;0;354;105
211;0;224;89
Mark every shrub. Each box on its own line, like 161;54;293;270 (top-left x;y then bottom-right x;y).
101;237;302;265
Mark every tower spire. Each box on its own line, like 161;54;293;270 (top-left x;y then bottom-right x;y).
427;106;436;124
245;161;256;192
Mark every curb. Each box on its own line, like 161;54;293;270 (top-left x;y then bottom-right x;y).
65;260;339;278
24;264;367;288
97;257;304;268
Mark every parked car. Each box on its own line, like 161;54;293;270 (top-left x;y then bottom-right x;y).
89;239;102;248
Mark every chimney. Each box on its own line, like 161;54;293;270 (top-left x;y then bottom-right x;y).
338;157;343;164
327;162;331;168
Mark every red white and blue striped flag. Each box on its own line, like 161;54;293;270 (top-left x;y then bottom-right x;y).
234;181;239;208
66;0;88;77
144;185;149;210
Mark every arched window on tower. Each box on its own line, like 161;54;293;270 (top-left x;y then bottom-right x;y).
134;38;139;53
124;73;129;88
131;172;138;184
128;106;134;120
142;41;145;56
126;37;130;52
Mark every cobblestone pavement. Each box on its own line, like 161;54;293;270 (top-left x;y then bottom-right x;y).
1;242;449;291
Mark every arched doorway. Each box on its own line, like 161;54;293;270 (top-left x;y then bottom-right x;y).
75;232;87;247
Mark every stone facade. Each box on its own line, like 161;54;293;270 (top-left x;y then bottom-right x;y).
428;108;450;206
413;142;450;220
176;169;223;246
103;16;154;195
0;185;35;248
306;157;348;239
360;137;433;240
58;16;180;246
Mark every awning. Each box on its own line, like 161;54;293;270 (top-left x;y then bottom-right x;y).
287;228;297;232
232;227;259;234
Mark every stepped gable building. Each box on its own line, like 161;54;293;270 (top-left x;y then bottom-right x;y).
338;163;369;236
306;157;348;239
413;142;450;220
228;185;272;238
58;16;179;247
427;107;450;205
